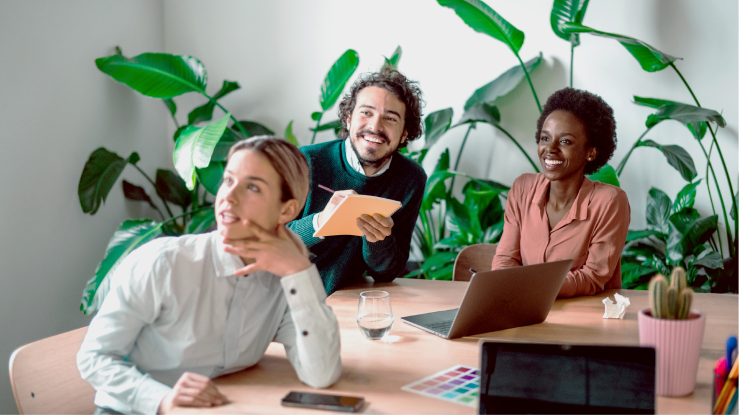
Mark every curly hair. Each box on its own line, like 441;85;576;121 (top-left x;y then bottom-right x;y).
337;67;424;148
535;87;617;175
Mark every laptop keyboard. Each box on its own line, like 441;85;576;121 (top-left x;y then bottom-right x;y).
424;320;453;335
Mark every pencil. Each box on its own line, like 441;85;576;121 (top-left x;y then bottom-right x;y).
715;358;738;414
318;184;335;193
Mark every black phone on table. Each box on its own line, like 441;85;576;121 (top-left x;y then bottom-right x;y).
280;391;364;412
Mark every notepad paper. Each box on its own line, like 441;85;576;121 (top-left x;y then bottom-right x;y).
401;364;479;407
313;194;402;237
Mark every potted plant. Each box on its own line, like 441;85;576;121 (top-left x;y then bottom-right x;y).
638;267;706;396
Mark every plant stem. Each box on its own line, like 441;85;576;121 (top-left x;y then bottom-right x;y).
570;43;574;88
132;164;174;218
493;124;540;172
448;124;474;196
671;63;736;257
311;112;323;145
514;53;542;113
211;99;248;138
161;206;212;226
616;127;652;176
705;141;718;218
696;139;733;257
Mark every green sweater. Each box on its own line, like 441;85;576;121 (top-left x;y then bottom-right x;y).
288;140;427;295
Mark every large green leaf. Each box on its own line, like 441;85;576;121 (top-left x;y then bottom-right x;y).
196;161;225;196
692;250;724;270
78;148;139;215
560;23;680;72
320;49;359;111
551;0;589;46
423;108;453;149
187;80;240;125
174;114;230;190
456;103;500;126
284;120;299;146
646;102;726;131
419;251;459;279
637;139;697;182
666;212;718;262
187;208;216;234
95;53;207;98
382;45;403;70
646;187;672;234
586;164;620;187
210;128;241;162
80;219;163;314
163;99;177;117
155;169;191;209
463;183;504;231
309;119;343;133
438;0;525;53
621;261;656;289
672;180;702;214
230;120;275;138
625;229;664;243
633;96;708;140
447;197;479;241
122;180;157;211
464;53;542;110
423;170;455;210
732;191;738;221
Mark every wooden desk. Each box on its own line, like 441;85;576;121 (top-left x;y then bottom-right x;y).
174;279;737;414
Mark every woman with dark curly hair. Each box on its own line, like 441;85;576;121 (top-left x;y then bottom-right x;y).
491;88;630;297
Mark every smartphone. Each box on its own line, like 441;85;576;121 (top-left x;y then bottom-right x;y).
280;391;365;412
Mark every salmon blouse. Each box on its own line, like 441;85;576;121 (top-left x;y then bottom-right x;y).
491;173;630;297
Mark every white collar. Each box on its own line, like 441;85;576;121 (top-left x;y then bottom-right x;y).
209;231;271;289
344;138;392;177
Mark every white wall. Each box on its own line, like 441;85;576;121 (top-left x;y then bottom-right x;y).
162;0;737;253
0;0;736;412
0;1;169;412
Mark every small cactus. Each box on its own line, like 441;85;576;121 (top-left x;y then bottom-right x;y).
648;267;694;320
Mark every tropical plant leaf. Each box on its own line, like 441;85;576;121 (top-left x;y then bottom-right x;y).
320;49;359;111
155;169;191;209
78;148;139;215
95;52;207;98
621;261;656;289
231;120;275;138
448;197;480;241
428;263;455;281
311;112;322;121
196;161;225;196
693;250;724;270
625;229;664;243
163;99;177;117
122;180;157;210
284;120;299;146
633;96;708;139
646;187;671;234
637;139;697;182
622;242;664;261
551;0;589;46
586;164;620;187
419;251;459;274
560;23;680;72
423;108;453;149
672;180;702;214
435;235;469;249
210;128;241;162
464;53;542;110
645;102;726;131
187;208;216;234
666;212;718;262
732;191;738;221
174;114;230;190
423;171;455;211
438;0;525;53
80;219;163;314
187;80;240;125
456;103;500;126
382;45;402;70
309;119;343;132
463;181;505;231
173;125;187;143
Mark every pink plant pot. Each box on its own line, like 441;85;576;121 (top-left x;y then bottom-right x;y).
638;308;706;397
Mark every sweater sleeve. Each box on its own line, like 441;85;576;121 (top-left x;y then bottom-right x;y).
287;213;324;248
362;170;425;282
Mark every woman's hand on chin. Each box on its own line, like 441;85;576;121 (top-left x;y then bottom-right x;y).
222;220;312;277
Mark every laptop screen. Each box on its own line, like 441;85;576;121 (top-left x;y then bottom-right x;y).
479;342;655;414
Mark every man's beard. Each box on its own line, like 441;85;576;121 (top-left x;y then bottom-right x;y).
349;130;395;169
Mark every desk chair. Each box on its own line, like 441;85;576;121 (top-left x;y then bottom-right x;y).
452;243;497;282
9;326;96;414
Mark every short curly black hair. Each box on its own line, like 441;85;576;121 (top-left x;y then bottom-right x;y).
535;87;617;175
337;67;424;149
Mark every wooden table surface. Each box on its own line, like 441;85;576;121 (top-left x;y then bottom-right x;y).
173;278;738;414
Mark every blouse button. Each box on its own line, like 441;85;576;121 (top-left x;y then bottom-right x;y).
302;330;309;336
290;288;297;295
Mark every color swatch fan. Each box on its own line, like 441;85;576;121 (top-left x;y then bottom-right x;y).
401;364;479;407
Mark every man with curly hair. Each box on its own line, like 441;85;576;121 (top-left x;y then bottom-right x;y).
492;87;630;297
288;67;427;294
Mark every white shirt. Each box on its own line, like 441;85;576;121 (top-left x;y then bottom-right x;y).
77;231;341;415
312;139;393;232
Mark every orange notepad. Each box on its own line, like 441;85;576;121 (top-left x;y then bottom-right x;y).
313;194;402;237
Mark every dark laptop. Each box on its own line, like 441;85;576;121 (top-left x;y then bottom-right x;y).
478;340;656;414
401;260;572;339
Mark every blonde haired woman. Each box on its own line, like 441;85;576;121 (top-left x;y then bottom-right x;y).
78;137;341;414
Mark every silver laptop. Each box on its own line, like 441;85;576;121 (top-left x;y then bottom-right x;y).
401;260;572;339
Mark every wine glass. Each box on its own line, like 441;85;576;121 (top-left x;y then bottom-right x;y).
356;291;394;340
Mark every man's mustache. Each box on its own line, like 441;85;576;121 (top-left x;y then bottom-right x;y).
357;129;388;143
